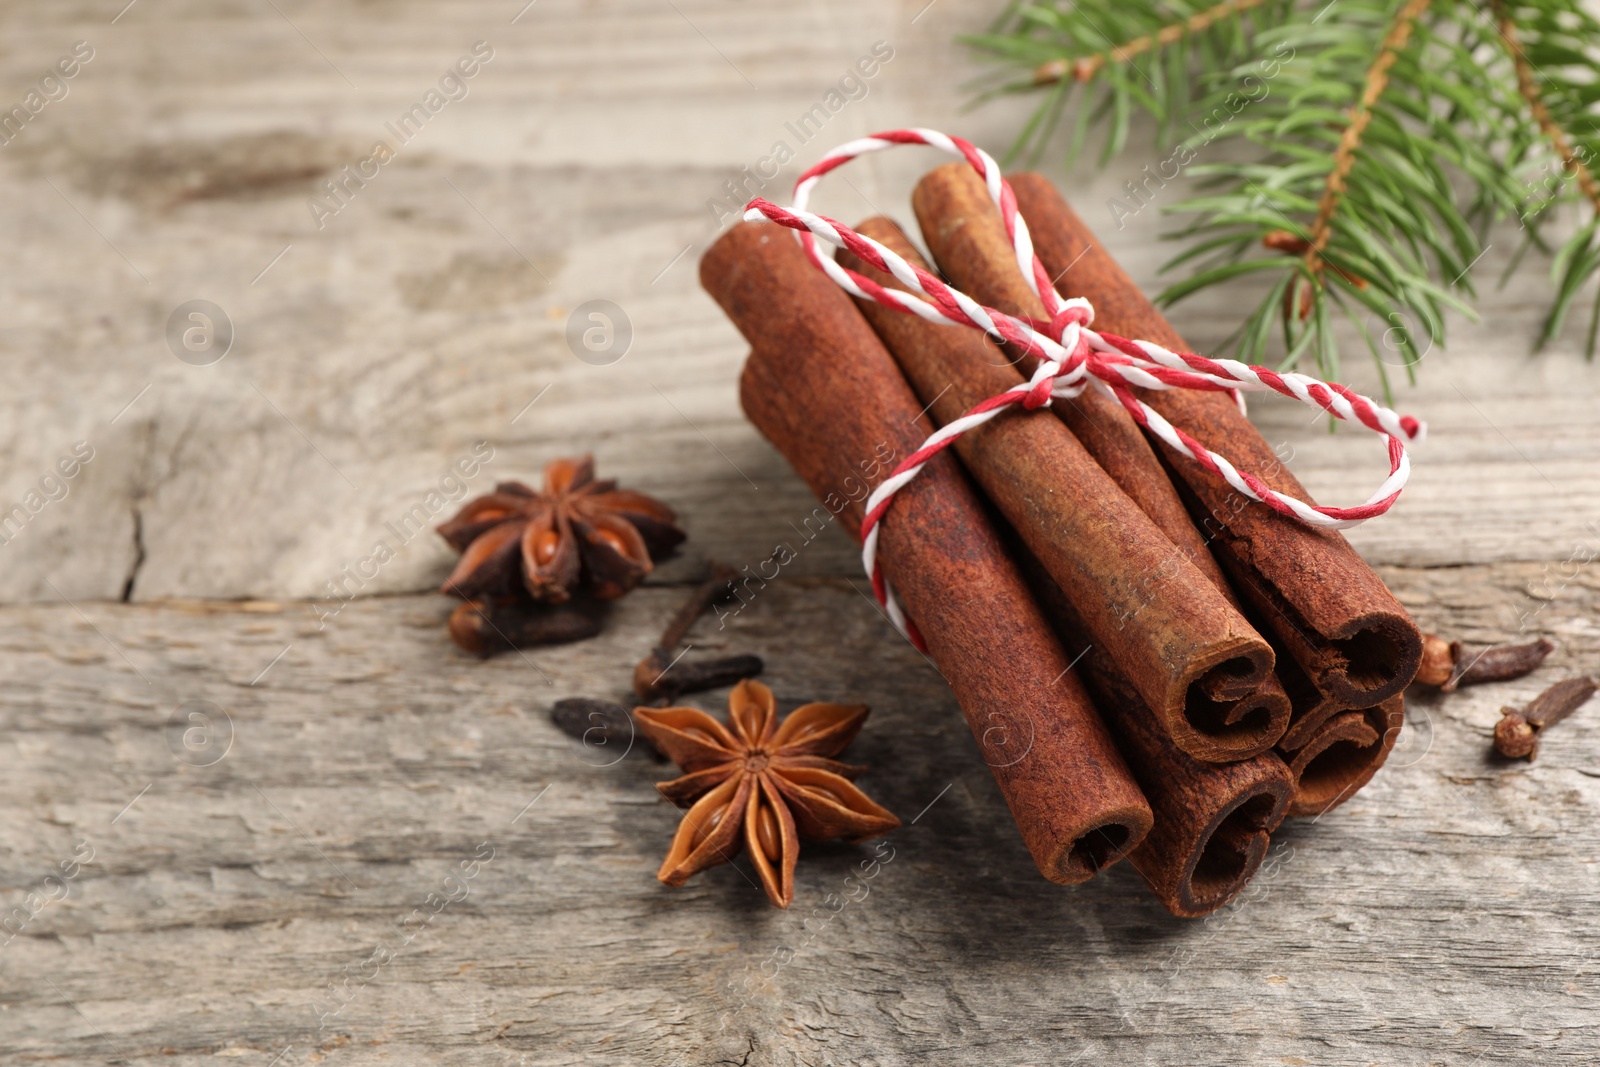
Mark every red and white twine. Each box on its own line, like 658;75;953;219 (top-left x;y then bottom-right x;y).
742;128;1423;651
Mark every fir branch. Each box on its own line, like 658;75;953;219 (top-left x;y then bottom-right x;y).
1302;0;1431;297
1488;0;1600;354
1497;21;1600;209
962;0;1600;377
1032;0;1272;87
1148;0;1516;385
1494;2;1600;210
964;0;1294;164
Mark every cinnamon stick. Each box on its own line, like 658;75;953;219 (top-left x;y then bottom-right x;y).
1273;634;1403;814
1023;547;1292;918
1006;172;1424;708
912;165;1216;579
1272;642;1348;752
907;165;1292;744
1279;696;1403;817
701;221;1153;884
839;217;1282;763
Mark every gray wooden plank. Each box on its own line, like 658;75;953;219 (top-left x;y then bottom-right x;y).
0;565;1597;1065
3;1;1599;1064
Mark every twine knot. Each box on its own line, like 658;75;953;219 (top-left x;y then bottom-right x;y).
1048;302;1092;340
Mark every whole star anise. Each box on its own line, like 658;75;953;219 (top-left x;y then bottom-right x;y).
634;679;900;908
437;455;683;603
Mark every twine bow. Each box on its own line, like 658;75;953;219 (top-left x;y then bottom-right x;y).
742;128;1423;651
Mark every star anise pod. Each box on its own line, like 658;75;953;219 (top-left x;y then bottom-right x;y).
437;455;684;603
634;679;900;908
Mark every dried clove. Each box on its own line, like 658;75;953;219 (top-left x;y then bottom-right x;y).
1494;677;1596;760
634;652;766;704
1415;633;1456;687
550;696;660;758
1413;633;1556;692
632;563;763;703
1448;637;1558;691
449;597;607;658
656;561;739;651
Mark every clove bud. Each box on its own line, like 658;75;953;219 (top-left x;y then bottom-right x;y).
449;597;607;658
634;650;766;704
550;697;660;758
1493;677;1596;760
1415;633;1456;687
1413;633;1556;692
631;562;763;703
657;562;739;649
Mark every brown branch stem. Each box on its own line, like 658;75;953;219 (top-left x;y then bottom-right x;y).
1286;0;1430;317
1032;0;1270;85
1493;1;1600;213
1304;0;1430;269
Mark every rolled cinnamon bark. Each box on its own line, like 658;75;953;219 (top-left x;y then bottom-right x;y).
1022;547;1292;918
839;215;1283;762
1006;172;1424;708
913;165;1211;568
1265;618;1404;814
1274;646;1348;752
1279;696;1403;817
908;166;1291;745
702;221;1153;883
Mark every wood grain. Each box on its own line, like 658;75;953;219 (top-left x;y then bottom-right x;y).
2;0;1598;1063
3;570;1600;1066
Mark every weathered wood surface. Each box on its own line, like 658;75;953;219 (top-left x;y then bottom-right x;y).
2;1;1599;1064
5;572;1600;1067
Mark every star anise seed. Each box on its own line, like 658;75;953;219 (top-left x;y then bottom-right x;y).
437;455;684;604
634;679;899;908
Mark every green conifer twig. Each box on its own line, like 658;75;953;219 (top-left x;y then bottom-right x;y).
1031;0;1273;87
965;0;1600;374
1300;0;1431;299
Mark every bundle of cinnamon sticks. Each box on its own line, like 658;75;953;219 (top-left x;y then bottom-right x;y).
700;165;1421;918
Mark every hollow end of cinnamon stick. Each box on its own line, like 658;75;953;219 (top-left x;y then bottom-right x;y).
1280;696;1403;818
1021;545;1293;916
1111;711;1293;917
840;212;1283;764
702;220;1155;886
1060;820;1140;881
1039;817;1150;885
1303;615;1422;708
1003;170;1423;709
1043;808;1151;884
1171;643;1284;762
1197;668;1292;739
1170;780;1289;917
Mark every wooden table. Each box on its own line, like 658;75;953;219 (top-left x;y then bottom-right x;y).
3;2;1598;1063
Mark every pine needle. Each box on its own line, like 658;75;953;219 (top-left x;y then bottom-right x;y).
967;0;1600;372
